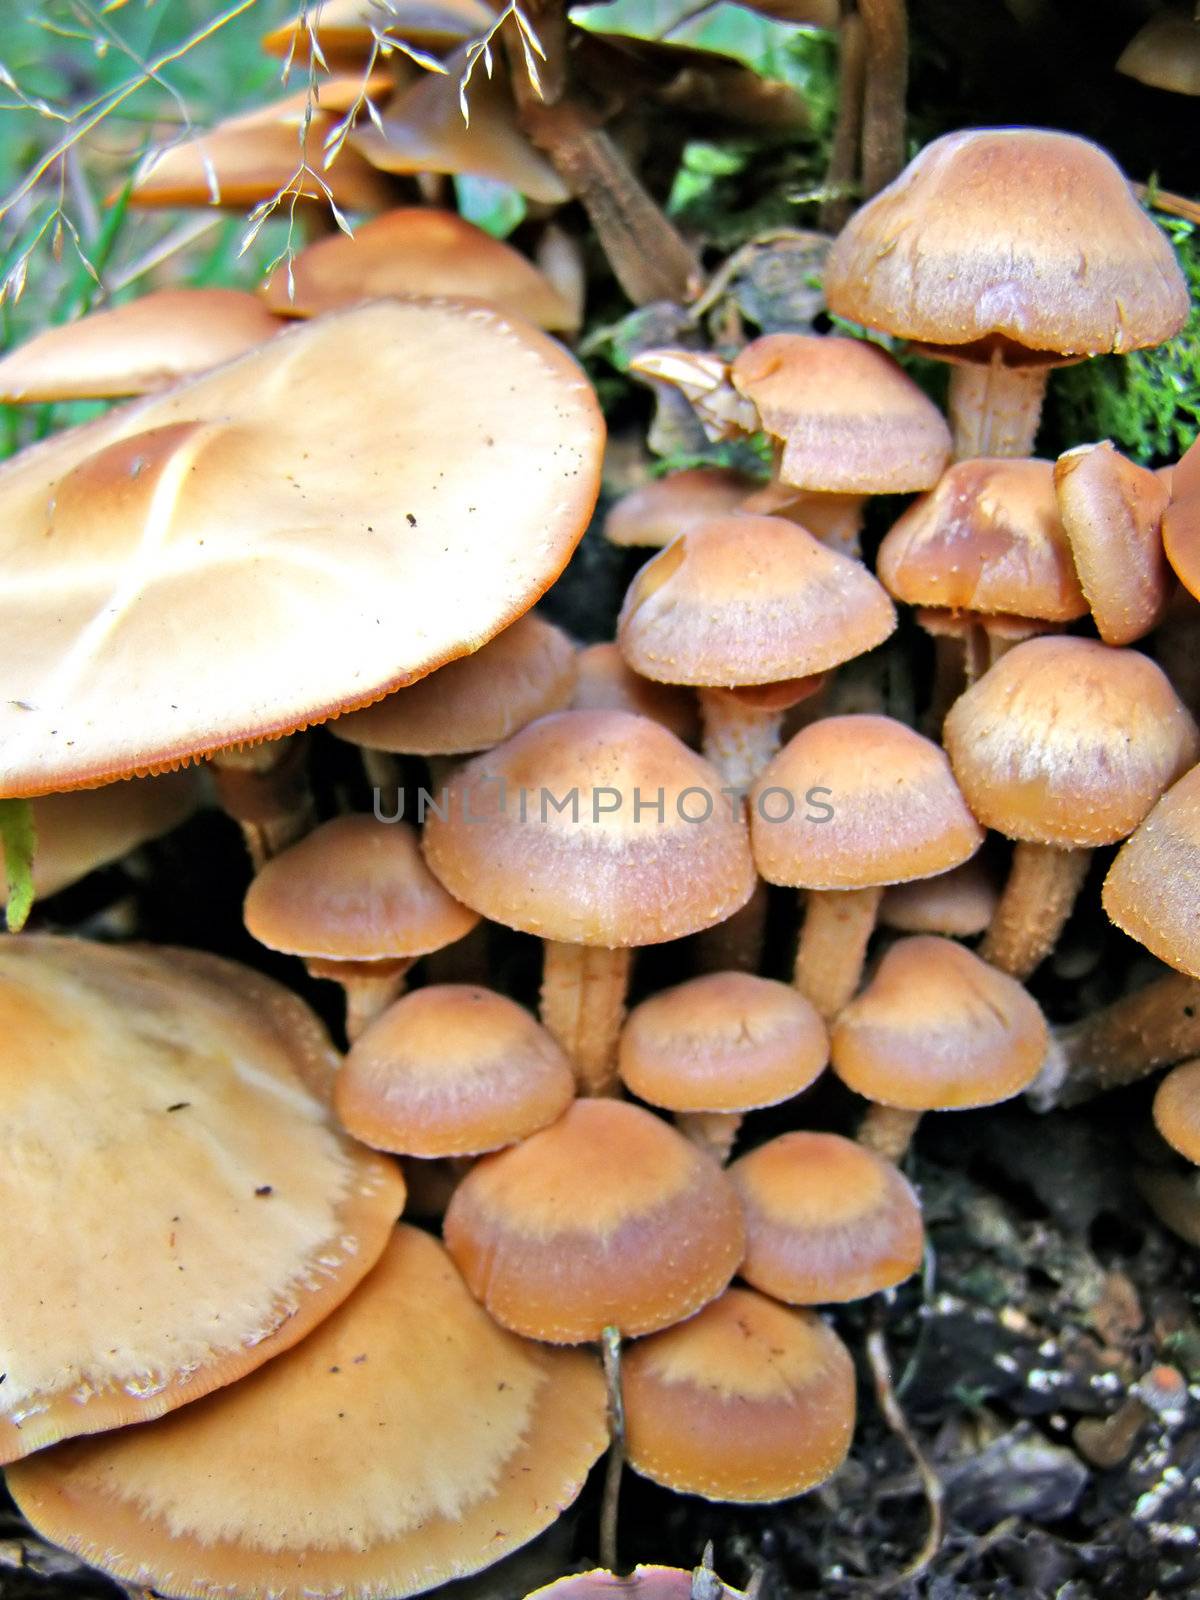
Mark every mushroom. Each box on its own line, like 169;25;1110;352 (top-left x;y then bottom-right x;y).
1163;439;1200;602
0;300;602;800
729;1130;924;1303
603;468;757;551
1116;10;1200;95
831;936;1048;1160
262;0;495;65
618;971;828;1161
244;815;480;1039
0;290;282;403
0;935;403;1462
823;129;1189;459
261;208;579;331
1103;761;1200;981
621;1285;856;1502
335;984;575;1156
571;643;700;746
944;637;1200;980
879;857;998;939
8;1227;608;1600
1035;971;1200;1110
524;1559;749;1599
749;714;984;1018
1153;1060;1200;1165
422;709;756;1094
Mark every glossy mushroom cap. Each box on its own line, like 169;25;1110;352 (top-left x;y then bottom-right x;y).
879;459;1086;622
730;1131;924;1304
825;129;1188;361
1164;443;1200;601
8;1227;607;1600
622;1286;855;1502
1103;763;1200;979
571;643;700;745
0;300;602;797
0;290;281;403
443;1098;745;1340
618;514;896;687
263;0;495;65
1153;1060;1200;1164
730;334;951;492
1117;12;1200;95
422;710;756;947
331;614;577;757
944;638;1200;847
244;815;478;963
262;209;578;331
879;857;998;938
0;936;403;1463
335;985;575;1156
619;971;828;1113
750;714;984;890
831;936;1048;1110
603;468;756;548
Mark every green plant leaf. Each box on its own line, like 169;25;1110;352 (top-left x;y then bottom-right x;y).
0;798;37;933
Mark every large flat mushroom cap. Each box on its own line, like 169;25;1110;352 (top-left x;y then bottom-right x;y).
0;300;603;797
0;936;404;1463
8;1227;608;1600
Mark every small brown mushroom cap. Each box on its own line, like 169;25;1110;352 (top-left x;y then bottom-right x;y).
879;857;998;938
750;714;984;890
1153;1060;1200;1164
244;815;479;964
831;936;1048;1110
824;129;1188;359
1103;763;1200;978
879;458;1086;622
262;208;578;331
604;468;756;548
263;0;495;65
730;333;951;493
443;1098;745;1340
0;291;282;403
330;614;577;757
731;1131;923;1304
335;985;575;1156
1163;481;1200;602
619;971;828;1113
0;936;403;1463
944;638;1200;847
8;1227;608;1600
571;643;700;745
1117;11;1200;95
1054;441;1171;644
622;1286;855;1502
422;710;756;947
618;514;896;687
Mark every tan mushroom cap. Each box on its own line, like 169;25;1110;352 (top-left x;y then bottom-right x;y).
1163;486;1200;602
1054;441;1171;644
330;614;577;757
730;1131;924;1304
944;638;1200;847
603;468;757;548
730;334;952;493
618;972;828;1113
618;514;896;687
262;208;578;331
352;50;569;204
1;772;200;907
244;815;478;964
1103;763;1200;979
831;936;1048;1110
1117;11;1200;94
571;643;700;745
443;1098;745;1341
622;1286;855;1503
8;1226;607;1600
0;300;602;798
1153;1060;1200;1165
422;710;756;947
263;0;495;64
750;715;984;890
879;857;998;938
824;129;1188;360
335;985;575;1156
0;936;403;1464
0;291;282;403
879;458;1086;622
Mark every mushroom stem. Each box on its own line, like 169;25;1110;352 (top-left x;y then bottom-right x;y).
858;1104;921;1162
360;747;402;795
794;885;884;1019
698;691;784;793
948;360;1049;460
598;1325;625;1575
695;879;769;973
820;3;867;232
1032;973;1200;1109
307;958;414;1044
676;1110;742;1165
540;942;633;1096
209;737;314;869
859;0;909;198
980;842;1090;980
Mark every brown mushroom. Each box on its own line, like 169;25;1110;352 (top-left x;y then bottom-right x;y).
571;643;700;745
1153;1060;1200;1165
603;467;757;550
1103;761;1200;981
